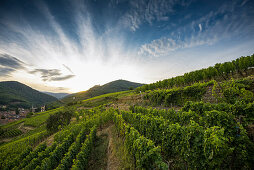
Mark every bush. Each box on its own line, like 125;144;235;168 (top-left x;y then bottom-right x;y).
46;109;73;132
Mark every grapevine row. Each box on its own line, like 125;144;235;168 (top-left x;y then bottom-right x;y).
39;133;75;169
15;143;47;169
143;81;213;106
0;129;23;139
23;143;57;170
112;111;167;169
71;125;97;169
132;98;254;126
55;127;88;170
0;130;50;169
120;109;253;169
20;109;112;170
3;146;32;170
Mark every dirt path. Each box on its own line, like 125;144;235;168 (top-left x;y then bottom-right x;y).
105;125;120;170
0;137;12;143
88;124;120;170
18;122;35;133
45;133;56;146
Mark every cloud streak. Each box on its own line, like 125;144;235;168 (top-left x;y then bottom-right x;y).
198;24;202;32
29;69;75;82
0;53;26;77
51;75;75;81
0;53;25;69
63;64;74;74
0;67;15;77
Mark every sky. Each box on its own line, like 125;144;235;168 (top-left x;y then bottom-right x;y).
0;0;254;93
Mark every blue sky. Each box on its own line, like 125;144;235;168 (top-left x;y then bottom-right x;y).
0;0;253;92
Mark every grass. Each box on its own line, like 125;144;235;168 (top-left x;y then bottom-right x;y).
111;125;134;169
87;124;134;170
67;90;133;107
23;108;62;127
88;133;109;170
80;90;133;105
81;90;133;102
71;90;134;108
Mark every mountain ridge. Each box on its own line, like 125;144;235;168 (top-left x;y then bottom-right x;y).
0;81;58;108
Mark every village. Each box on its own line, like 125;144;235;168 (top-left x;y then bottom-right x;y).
0;105;46;125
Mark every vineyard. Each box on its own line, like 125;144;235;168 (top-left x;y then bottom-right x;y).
0;55;254;169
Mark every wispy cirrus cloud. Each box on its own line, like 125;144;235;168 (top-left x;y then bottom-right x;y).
120;0;192;31
138;36;217;57
138;0;254;58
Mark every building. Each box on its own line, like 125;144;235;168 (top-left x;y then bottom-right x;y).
31;105;36;113
41;105;46;112
0;105;7;109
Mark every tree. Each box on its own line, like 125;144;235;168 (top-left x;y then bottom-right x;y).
46;109;73;132
15;108;19;115
26;112;33;118
129;86;134;90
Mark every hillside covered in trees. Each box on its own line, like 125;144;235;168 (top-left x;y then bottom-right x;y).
0;81;58;108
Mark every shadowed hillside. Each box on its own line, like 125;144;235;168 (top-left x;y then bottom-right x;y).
0;81;58;108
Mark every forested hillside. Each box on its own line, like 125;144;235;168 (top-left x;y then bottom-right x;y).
0;81;58;108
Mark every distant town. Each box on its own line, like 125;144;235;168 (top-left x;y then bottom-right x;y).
0;105;46;125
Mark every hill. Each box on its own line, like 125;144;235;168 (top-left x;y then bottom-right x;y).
62;79;144;103
0;81;58;108
42;92;69;99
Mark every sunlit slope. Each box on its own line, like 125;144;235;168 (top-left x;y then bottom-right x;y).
62;80;143;103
